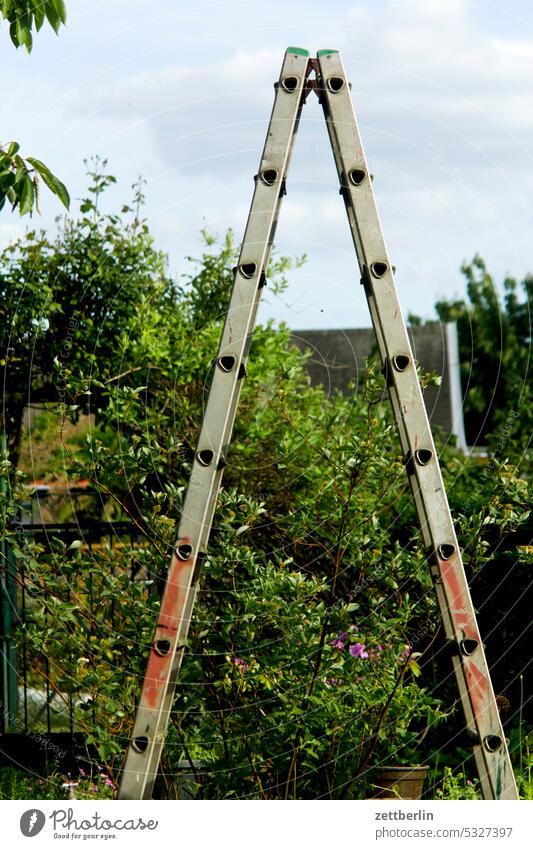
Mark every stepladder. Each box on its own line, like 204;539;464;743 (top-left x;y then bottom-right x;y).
118;47;518;801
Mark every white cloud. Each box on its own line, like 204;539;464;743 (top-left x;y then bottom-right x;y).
6;0;531;329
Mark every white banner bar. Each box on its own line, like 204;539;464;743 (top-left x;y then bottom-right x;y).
2;799;530;848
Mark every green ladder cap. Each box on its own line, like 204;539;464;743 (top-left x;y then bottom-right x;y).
286;46;309;56
317;49;339;56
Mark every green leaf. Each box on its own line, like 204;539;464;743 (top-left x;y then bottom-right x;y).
15;16;33;52
52;0;67;24
45;0;61;33
34;5;45;30
6;141;20;157
19;174;35;215
26;157;70;209
9;19;19;46
0;171;15;191
407;659;422;677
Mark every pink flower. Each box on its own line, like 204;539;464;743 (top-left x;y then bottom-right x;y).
105;778;114;787
349;643;369;659
230;655;250;672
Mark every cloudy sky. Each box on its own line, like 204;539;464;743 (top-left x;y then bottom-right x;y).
2;0;533;329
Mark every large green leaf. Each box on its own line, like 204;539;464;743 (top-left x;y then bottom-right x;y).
9;18;19;46
26;157;70;209
0;170;16;191
15;10;32;52
34;4;45;30
1;0;14;19
45;0;62;33
51;0;67;24
18;174;35;215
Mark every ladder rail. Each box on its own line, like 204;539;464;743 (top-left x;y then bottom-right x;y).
316;49;517;800
118;47;311;800
139;67;309;794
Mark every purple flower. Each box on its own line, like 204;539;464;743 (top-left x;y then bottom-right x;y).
230;655;250;671
324;676;339;686
79;768;86;778
349;642;369;659
400;644;413;660
330;631;348;650
105;778;114;787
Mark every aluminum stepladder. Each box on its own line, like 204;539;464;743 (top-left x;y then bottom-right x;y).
118;47;518;801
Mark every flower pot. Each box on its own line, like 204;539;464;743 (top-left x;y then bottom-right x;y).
370;765;429;800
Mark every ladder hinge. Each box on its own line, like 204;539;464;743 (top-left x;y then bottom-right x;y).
279;177;287;198
303;79;320;102
238;362;247;379
258;272;267;290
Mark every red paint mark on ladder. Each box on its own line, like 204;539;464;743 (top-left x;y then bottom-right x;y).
142;540;194;710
